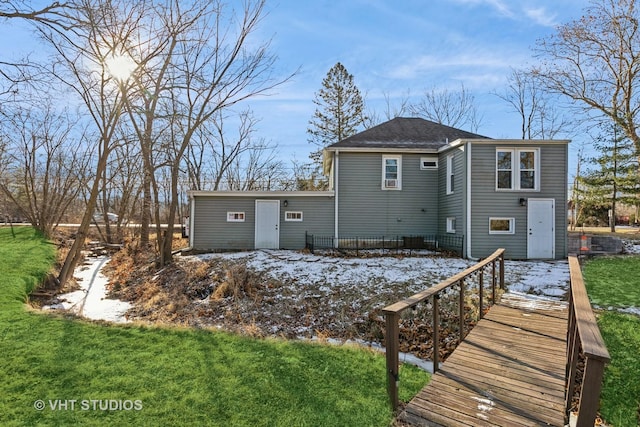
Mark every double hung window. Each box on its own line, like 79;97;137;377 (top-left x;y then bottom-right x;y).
496;148;539;190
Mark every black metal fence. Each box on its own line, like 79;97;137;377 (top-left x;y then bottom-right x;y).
305;233;464;257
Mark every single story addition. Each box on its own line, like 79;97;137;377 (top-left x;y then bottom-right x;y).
187;117;570;259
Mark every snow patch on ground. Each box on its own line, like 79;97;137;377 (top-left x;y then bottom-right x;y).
197;250;572;303
43;256;131;323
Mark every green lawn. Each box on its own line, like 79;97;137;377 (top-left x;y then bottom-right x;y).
583;255;640;427
0;227;429;426
582;255;640;308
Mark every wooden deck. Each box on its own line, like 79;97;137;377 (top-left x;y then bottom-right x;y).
400;294;569;427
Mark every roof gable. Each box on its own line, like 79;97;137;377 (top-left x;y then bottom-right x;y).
326;117;490;150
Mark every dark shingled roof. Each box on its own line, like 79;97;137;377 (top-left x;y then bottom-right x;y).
327;117;490;150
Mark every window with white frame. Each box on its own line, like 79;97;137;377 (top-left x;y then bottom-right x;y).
446;154;454;194
496;148;539;190
489;217;515;234
382;155;402;190
420;156;438;170
446;217;456;233
285;211;303;221
226;211;245;222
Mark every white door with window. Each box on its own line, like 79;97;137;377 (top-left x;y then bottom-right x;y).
255;200;280;249
527;198;555;259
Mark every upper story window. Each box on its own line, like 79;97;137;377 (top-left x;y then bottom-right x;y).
420;156;438;170
382;155;402;190
446;154;455;195
496;148;539;191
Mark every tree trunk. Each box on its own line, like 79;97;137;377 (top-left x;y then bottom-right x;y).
58;147;109;286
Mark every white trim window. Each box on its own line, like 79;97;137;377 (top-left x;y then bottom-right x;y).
446;217;456;233
284;211;303;222
489;217;515;234
382;155;402;190
420;156;438;170
496;148;540;191
226;211;245;222
446;154;455;194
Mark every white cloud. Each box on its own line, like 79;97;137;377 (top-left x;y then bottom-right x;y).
452;0;514;18
386;52;514;80
524;7;558;27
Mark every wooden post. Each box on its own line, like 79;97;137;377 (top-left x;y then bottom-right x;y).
459;279;465;342
565;321;580;413
479;269;484;319
491;260;497;303
384;311;400;411
433;294;440;373
499;253;505;290
575;358;607;427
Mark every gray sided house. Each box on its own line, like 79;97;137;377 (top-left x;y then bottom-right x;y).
187;191;334;251
189;117;569;259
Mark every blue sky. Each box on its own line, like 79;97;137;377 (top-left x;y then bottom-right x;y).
1;0;590;174
246;0;590;172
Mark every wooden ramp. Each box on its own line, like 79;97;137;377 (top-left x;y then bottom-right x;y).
400;294;568;427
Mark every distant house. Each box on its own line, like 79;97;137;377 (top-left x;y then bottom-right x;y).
188;117;569;259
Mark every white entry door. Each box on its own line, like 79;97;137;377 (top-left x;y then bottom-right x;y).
255;200;280;249
527;198;555;259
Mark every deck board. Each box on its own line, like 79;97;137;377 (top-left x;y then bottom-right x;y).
399;296;568;426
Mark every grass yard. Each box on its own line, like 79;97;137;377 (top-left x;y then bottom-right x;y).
582;255;640;308
583;256;640;427
0;227;429;426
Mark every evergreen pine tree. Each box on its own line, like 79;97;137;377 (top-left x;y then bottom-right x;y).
577;122;640;229
304;62;366;189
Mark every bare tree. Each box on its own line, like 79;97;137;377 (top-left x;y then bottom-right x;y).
533;0;640;162
494;68;570;139
0;1;70;25
224;141;288;191
185;109;267;191
117;0;292;265
0;103;90;237
35;0;137;286
409;83;482;132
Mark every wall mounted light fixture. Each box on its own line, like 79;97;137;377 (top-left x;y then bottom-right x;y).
519;198;527;207
283;200;288;207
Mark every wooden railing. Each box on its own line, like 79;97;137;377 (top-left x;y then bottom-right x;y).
565;256;611;427
382;248;505;410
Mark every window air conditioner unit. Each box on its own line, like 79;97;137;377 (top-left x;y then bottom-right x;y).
385;179;398;188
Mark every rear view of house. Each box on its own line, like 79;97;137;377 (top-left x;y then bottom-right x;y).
188;117;569;259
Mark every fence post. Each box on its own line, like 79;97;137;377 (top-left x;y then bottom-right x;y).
575;358;607;427
479;270;484;319
499;252;505;290
384;311;400;411
433;294;440;373
459;279;466;342
491;260;497;303
565;315;580;414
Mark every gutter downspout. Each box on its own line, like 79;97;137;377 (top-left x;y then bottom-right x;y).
466;143;474;259
189;194;196;249
334;150;339;248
